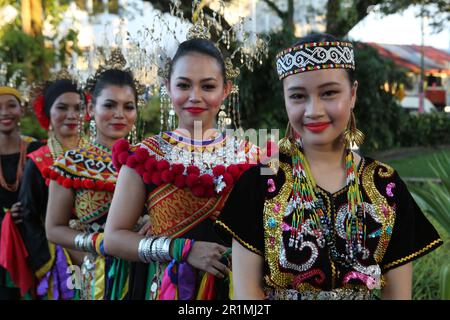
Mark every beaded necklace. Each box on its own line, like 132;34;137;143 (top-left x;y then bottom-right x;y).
48;135;65;161
0;137;27;192
285;138;366;267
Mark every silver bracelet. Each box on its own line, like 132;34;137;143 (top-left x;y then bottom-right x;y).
74;233;84;251
138;237;154;263
161;237;172;262
74;232;96;253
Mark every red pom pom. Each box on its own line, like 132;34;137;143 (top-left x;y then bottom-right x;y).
136;165;145;176
50;170;59;180
172;163;185;175
212;165;226;176
95;180;105;191
222;172;234;187
33;95;49;130
156;159;170;171
118;151;129;165
83;179;95;189
161;170;174;183
113;139;129;154
174;175;186;188
187;165;200;176
73;178;81;189
186;173;199;187
104;182;115;192
135;148;149;163
62;178;73;189
57;176;65;185
192;185;205;197
126;155;138;168
42;167;51;178
143;172;152;185
151;172;162;186
144;157;157;172
199;174;214;187
226;164;240;179
205;187;215;197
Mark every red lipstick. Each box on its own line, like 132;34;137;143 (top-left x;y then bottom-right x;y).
304;122;330;133
185;107;206;114
111;123;126;130
65;124;77;129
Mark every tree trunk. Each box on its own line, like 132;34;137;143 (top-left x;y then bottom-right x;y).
286;0;295;33
21;0;43;36
30;0;43;36
326;0;342;37
21;0;32;35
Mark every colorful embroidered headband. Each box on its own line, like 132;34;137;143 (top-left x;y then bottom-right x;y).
276;41;355;80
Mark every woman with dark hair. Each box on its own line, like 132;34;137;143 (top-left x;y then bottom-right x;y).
0;83;42;299
104;38;259;300
45;52;138;300
16;73;87;300
215;33;443;300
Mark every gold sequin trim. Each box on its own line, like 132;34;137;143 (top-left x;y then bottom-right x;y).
215;220;263;256
383;239;443;270
376;161;395;178
263;162;295;287
362;161;396;263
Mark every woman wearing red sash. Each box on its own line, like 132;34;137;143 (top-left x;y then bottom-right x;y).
45;50;139;300
17;72;87;300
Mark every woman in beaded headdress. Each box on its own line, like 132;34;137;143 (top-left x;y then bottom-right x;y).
104;38;259;300
45;50;139;300
0;77;44;300
14;72;87;300
215;33;443;300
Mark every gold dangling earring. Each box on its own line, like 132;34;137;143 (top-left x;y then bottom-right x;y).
343;111;365;149
278;122;294;155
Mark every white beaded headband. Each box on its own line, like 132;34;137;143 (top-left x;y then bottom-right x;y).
276;41;355;80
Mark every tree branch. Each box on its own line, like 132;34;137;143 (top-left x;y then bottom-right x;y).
261;0;286;20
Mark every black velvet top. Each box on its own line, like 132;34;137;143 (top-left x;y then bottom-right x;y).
216;152;443;299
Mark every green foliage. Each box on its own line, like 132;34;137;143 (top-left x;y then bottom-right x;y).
0;22;54;81
411;152;450;232
410;152;450;300
20;114;48;141
0;0;81;82
386;148;450;179
352;42;409;154
238;30;295;136
398;113;450;149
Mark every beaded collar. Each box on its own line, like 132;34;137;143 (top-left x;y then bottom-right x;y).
113;134;259;198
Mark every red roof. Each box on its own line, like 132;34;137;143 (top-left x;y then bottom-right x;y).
368;43;450;74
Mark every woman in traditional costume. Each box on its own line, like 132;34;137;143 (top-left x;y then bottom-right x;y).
0;81;42;299
104;38;259;300
17;72;87;300
216;33;443;300
45;50;139;300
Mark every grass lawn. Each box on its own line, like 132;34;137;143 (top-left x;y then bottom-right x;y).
382;148;450;178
